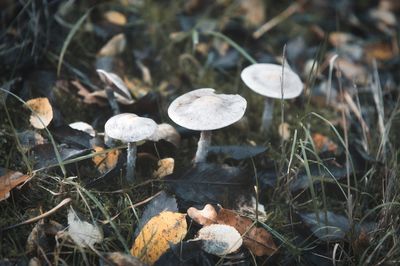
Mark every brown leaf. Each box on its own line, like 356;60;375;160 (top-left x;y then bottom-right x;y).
364;42;395;61
104;252;146;266
312;133;338;154
70;80;107;106
187;204;217;226
187;204;277;256
217;208;278;256
0;169;30;201
25;97;53;129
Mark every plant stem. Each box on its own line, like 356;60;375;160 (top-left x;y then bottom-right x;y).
105;85;120;115
260;98;274;133
126;142;137;182
194;130;212;164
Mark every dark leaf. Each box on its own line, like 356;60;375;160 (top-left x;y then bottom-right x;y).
30;143;90;170
208;145;267;160
165;163;251;209
290;159;350;192
154;241;215;266
51;125;93;149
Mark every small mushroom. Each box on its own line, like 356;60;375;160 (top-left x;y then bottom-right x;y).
97;69;134;115
104;113;157;182
241;63;303;132
168;88;246;164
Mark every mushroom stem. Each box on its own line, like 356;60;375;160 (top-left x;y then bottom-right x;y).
194;130;212;164
126;142;137;182
260;98;274;132
105;85;120;115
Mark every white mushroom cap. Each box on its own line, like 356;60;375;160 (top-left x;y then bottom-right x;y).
168;88;247;131
96;69;132;100
104;113;157;142
241;63;303;99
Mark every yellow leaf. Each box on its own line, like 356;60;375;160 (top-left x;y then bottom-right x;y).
92;146;120;174
26;97;53;129
131;211;187;265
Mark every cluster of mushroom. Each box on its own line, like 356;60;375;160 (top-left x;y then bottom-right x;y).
102;63;303;182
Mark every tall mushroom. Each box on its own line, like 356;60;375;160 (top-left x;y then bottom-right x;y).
240;63;303;132
104;113;157;182
97;69;133;115
168;88;247;164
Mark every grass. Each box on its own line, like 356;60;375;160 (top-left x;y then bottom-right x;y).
1;0;400;265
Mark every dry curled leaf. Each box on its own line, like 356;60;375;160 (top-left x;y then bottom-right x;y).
67;207;103;248
0;169;30;201
196;224;242;256
187;204;217;226
153;158;174;179
131;211;187;265
26;97;53;129
217;208;278;256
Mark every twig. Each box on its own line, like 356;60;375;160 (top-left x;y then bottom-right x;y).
253;3;302;39
1;198;72;231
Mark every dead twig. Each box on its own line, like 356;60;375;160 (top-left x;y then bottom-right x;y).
253;2;302;39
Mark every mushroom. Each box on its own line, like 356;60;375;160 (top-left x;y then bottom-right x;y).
240;63;303;132
104;113;157;182
97;69;133;115
168;88;247;164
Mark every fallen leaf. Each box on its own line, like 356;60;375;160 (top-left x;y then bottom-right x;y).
216;208;277;256
71;80;107;106
98;33;127;57
104;11;127;26
26;219;64;255
187;204;277;256
165;163;251;209
154;241;214;266
104;252;146;266
131;211;187;265
364;42;395;61
25;97;53;129
69;121;96;137
196;224;242;256
153;158;174;178
67;207;103;248
0;168;30;201
187;204;217;226
208;145;267;160
134;192;178;237
92;146;120;174
312;133;338;154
